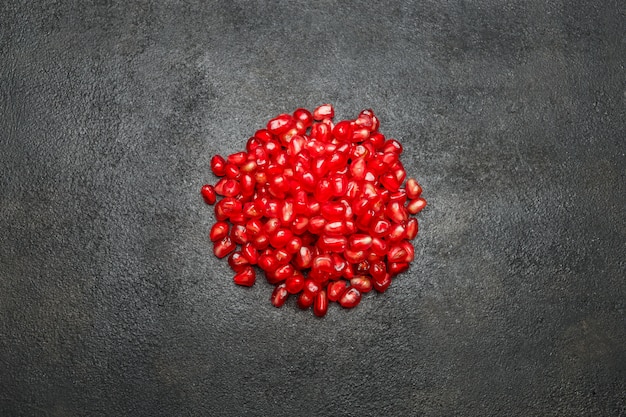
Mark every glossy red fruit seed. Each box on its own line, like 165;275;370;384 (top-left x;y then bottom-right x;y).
350;276;373;293
293;108;313;127
228;251;250;273
313;104;334;121
339;287;362;308
372;273;392;293
285;272;305;294
214;236;236;259
201;184;216;204
388;262;410;276
327;280;349;302
210;221;229;242
203;105;426;315
297;291;315;309
233;266;256;287
267;114;294;135
242;243;259;264
405;178;423;199
407;197;427;215
313;290;328;317
211;155;226;176
271;283;289;307
349;234;373;251
406;218;418;240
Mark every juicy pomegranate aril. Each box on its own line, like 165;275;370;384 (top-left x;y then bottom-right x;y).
200;104;427;316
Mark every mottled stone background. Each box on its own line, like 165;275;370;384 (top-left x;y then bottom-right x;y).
1;1;624;416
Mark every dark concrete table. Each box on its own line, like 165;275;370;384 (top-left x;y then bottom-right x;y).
1;1;624;416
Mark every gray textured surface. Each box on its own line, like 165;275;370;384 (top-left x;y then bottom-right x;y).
1;1;625;416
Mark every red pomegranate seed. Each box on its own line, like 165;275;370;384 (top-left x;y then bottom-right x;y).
338;287;361;308
228;251;250;272
271;283;289;307
242;243;259;264
211;155;226;176
369;260;387;280
267;114;294;135
200;184;217;204
233;266;256;287
227;152;247;166
295;246;313;269
202;105;426;316
285;272;305;294
297;291;315;309
407;197;427;215
274;264;295;281
230;224;248;245
209;221;229;242
350;276;373;293
327;280;349;302
406;218;418;240
214;236;236;259
318;235;348;252
313;104;334;121
313;290;328;317
372;272;392;293
405;178;423;199
388;262;410;276
258;253;278;271
293;108;313;127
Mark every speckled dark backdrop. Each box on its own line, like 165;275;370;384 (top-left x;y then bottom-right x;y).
1;1;624;416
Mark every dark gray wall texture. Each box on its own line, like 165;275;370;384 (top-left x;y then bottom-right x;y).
1;1;624;416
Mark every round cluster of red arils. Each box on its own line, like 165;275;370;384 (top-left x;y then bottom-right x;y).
201;104;426;317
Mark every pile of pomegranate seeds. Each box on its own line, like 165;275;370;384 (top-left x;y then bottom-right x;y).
201;104;426;317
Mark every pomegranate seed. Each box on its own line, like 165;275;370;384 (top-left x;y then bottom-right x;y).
344;248;366;263
211;155;226;176
370;237;388;257
406;218;418;240
407;198;427;215
228;251;250;273
350;276;373;293
233;266;256;287
214;237;236;259
372;272;392;293
313;104;334;121
370;219;391;237
202;105;426;316
339;287;361;308
274;264;295;281
285;272;305;294
388;262;410;276
293;108;313;127
210;221;229;242
386;200;409;224
295;246;313;269
224;163;239;179
258;253;278;271
242;243;259;264
349;234;373;251
252;233;270;250
230;224;248;245
369;260;387;280
313;290;328;317
405;178;423;199
318;235;347;253
267;113;294;135
327;280;349;302
200;184;217;204
297;291;315;309
227;152;247;166
271;283;289;307
269;228;294;248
